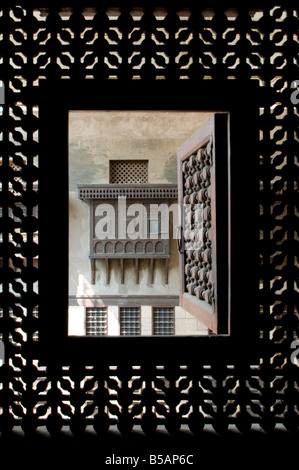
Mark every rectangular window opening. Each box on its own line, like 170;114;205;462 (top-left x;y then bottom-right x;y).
86;307;108;336
120;307;141;336
153;307;175;336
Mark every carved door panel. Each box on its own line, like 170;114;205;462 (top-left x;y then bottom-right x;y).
177;113;230;334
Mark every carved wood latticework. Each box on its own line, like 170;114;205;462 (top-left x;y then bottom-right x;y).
0;3;298;438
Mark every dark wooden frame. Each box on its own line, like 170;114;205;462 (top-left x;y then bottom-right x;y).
36;79;263;363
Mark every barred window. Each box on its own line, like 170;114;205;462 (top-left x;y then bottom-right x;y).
120;307;141;336
153;307;175;336
110;160;148;184
86;307;107;336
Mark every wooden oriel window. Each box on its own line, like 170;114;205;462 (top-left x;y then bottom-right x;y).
78;184;178;285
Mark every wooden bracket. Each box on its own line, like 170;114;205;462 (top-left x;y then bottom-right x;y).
90;258;95;284
120;258;124;284
135;258;139;284
149;258;154;284
105;259;110;284
164;258;169;284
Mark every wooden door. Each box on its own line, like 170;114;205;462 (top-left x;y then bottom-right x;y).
177;113;230;335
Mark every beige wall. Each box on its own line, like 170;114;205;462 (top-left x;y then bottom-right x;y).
69;110;212;190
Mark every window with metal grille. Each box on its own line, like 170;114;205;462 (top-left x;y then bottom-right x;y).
86;307;107;336
153;307;175;336
120;307;141;336
110;160;148;184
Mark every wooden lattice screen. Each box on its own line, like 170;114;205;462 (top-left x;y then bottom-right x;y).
0;2;298;445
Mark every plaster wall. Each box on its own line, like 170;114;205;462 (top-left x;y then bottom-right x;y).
68;110;212;190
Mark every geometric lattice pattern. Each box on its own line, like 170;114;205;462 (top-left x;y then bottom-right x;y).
0;4;298;437
110;160;148;184
153;307;175;335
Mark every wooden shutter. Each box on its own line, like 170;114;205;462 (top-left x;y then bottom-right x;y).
177;113;230;335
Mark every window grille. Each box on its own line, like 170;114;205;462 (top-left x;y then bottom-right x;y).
120;307;141;336
86;307;107;336
110;160;148;184
153;307;175;336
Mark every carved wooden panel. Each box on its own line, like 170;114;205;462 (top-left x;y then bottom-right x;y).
93;239;169;257
177;114;229;334
82;185;178;284
110;160;148;184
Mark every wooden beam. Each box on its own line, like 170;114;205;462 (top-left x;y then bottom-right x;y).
120;258;124;284
69;295;180;307
135;258;139;284
164;258;169;284
149;258;154;284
